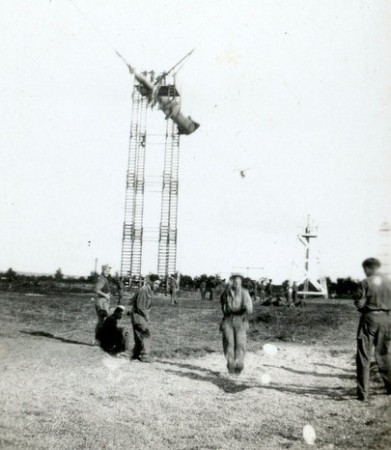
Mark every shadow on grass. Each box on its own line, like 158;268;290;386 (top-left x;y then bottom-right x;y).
314;362;355;373
20;330;93;347
156;360;355;399
261;363;355;380
156;360;248;394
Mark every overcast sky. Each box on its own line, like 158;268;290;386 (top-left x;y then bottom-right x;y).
1;0;390;281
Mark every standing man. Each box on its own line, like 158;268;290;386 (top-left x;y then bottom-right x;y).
220;274;253;374
354;258;391;401
168;274;178;305
285;281;293;306
207;277;215;301
129;276;160;362
99;306;129;355
94;264;112;341
200;280;207;301
246;279;256;301
292;281;298;305
257;279;266;303
265;279;274;305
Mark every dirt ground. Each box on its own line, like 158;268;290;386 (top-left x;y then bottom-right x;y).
0;292;390;449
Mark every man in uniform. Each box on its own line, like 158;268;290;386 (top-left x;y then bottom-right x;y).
285;280;293;306
94;264;112;341
246;278;256;301
99;306;129;355
168;275;178;305
264;279;274;305
257;279;266;303
292;281;298;305
220;274;253;374
129;276;160;362
354;258;391;401
200;280;207;301
207;277;216;301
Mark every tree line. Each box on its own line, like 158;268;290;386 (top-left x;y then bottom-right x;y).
0;268;359;298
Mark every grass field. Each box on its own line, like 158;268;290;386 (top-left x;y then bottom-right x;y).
0;291;390;449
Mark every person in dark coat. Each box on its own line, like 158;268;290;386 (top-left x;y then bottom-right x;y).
99;306;128;355
129;277;160;362
354;258;391;401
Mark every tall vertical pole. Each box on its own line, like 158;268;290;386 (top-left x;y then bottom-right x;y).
303;217;310;299
157;120;173;277
158;81;181;278
121;83;141;279
167;120;180;276
130;95;148;280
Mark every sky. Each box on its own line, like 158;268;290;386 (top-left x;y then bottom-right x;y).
1;0;390;281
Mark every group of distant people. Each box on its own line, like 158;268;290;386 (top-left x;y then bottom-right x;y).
93;258;391;401
200;278;300;307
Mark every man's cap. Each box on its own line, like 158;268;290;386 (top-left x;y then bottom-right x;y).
114;305;125;313
102;264;112;271
230;273;244;281
144;275;161;285
362;257;381;269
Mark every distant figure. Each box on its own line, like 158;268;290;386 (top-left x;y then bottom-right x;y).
115;276;125;305
285;281;293;306
246;279;256;301
129;276;160;362
200;280;207;301
207;278;215;301
264;279;274;305
354;258;391;401
220;274;253;374
257;280;266;302
99;306;128;355
273;288;283;306
168;275;178;305
292;281;298;305
94;264;112;341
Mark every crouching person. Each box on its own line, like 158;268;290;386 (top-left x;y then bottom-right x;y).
220;274;253;374
99;306;129;355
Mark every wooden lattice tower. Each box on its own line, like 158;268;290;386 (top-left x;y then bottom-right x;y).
120;75;181;282
297;216;328;298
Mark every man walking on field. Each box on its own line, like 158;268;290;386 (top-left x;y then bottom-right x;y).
354;258;391;401
129;276;160;362
220;274;253;374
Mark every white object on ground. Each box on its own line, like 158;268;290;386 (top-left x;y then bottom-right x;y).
303;424;316;445
263;343;278;355
260;373;271;385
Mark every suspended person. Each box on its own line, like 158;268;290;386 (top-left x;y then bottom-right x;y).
99;306;129;355
354;258;391;401
129;276;160;362
94;264;112;342
220;274;253;374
